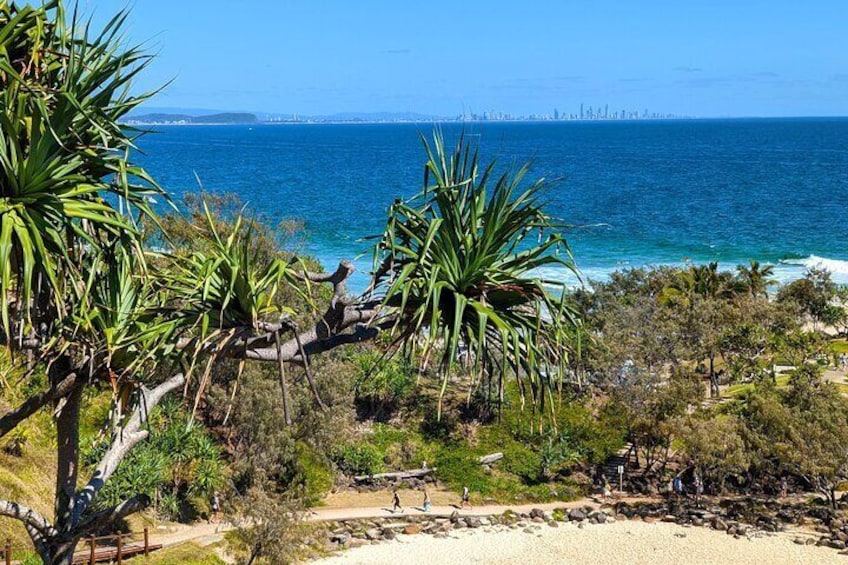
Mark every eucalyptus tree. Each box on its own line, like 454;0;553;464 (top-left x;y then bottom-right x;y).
0;4;577;563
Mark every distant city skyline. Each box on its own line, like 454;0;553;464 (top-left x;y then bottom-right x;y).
128;102;684;123
85;0;848;118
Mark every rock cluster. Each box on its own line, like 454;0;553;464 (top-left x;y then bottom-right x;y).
339;475;437;493
318;505;618;552
317;498;848;557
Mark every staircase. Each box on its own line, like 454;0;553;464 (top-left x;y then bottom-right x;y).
599;443;634;488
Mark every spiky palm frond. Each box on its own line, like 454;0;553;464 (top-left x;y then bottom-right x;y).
372;131;578;418
0;1;165;340
66;245;177;378
161;201;298;340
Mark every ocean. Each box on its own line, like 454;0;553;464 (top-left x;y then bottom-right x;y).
133;118;848;291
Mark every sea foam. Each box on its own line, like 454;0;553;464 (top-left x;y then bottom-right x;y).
779;254;848;276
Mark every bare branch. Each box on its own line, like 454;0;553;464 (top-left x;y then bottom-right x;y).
0;499;57;538
77;494;151;535
243;307;385;363
0;371;80;439
293;260;355;288
71;373;186;526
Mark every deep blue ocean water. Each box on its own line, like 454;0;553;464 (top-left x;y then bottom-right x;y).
133;118;848;290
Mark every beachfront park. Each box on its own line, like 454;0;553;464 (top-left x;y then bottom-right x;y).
1;2;848;564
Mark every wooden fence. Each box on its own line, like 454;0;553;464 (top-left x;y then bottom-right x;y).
1;528;162;564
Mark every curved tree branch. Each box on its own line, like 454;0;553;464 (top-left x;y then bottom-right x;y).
76;494;152;535
0;371;81;439
70;373;186;526
0;499;56;538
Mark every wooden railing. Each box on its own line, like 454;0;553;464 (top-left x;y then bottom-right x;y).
0;528;162;565
73;528;162;564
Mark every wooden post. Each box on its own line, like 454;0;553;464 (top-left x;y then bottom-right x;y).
144;527;150;557
116;533;122;565
5;538;11;565
89;535;96;565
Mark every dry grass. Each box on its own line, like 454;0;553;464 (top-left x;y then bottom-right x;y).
0;417;57;552
124;541;225;565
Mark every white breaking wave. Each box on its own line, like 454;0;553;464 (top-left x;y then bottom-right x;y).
779;254;848;276
332;254;848;296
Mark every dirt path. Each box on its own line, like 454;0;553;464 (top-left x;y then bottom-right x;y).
143;491;619;551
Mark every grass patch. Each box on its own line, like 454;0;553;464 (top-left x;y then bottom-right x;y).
0;424;57;550
829;339;848;354
125;541;225;565
723;373;791;398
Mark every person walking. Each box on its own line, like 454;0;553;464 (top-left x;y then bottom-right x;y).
461;486;472;509
602;476;612;501
209;491;220;523
693;474;703;507
422;489;431;512
672;475;684;502
391;489;403;513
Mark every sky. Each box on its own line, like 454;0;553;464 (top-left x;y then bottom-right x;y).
82;0;848;118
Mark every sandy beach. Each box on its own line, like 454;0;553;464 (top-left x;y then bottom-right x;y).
312;519;843;565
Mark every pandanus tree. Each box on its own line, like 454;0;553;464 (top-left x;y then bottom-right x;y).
0;3;364;562
371;132;578;423
0;2;166;561
0;3;578;563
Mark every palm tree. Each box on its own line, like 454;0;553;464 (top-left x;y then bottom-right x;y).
660;262;737;308
736;260;775;297
371;131;578;422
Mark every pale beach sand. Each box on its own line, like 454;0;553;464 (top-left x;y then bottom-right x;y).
313;520;843;565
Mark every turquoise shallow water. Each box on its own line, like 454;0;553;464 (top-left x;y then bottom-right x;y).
133;118;848;290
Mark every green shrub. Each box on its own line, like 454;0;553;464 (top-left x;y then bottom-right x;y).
82;399;226;520
372;424;439;469
433;447;492;494
331;443;384;476
352;352;415;411
295;442;334;504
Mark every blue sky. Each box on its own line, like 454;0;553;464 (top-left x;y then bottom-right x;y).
85;0;848;117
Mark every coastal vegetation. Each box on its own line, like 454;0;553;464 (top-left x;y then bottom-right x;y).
1;2;848;565
0;3;575;562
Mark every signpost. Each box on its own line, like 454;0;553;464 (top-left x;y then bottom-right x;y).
617;464;624;493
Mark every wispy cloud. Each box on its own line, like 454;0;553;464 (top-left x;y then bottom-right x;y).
673;66;702;73
752;71;779;78
383;48;411;55
619;77;653;83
